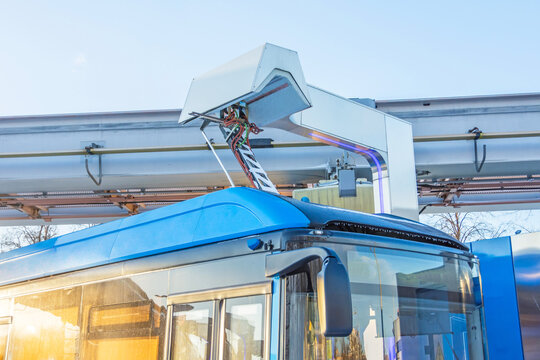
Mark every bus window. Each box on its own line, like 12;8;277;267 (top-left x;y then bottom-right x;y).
223;295;266;360
170;301;214;360
168;285;271;360
285;245;377;360
0;323;7;360
8;287;82;360
370;247;485;360
285;242;487;360
80;271;168;360
0;299;9;360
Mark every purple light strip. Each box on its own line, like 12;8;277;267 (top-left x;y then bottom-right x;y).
309;132;385;213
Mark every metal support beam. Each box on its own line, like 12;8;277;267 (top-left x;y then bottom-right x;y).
7;204;42;219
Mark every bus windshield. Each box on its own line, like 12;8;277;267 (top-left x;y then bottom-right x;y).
285;241;487;360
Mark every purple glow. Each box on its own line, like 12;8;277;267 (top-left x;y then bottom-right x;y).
309;132;385;213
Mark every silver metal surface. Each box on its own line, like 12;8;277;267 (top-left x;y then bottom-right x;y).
167;282;272;305
217;298;225;360
211;300;219;360
179;43;311;126
0;234;272;298
278;85;418;219
168;253;268;295
414;130;540;142
1;67;540;223
510;232;540;360
264;293;272;360
162;305;172;360
376;93;540;180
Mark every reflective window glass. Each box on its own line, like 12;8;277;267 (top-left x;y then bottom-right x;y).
285;241;487;360
0;299;9;317
170;301;214;360
9;287;82;360
81;271;168;360
0;323;8;360
0;300;10;360
286;246;378;359
369;247;484;360
223;295;265;360
3;271;168;360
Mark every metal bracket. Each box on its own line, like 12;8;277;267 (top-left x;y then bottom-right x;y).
468;127;486;173
84;143;103;186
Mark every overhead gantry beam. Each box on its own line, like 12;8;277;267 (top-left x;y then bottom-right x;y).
7;204;44;220
1;48;540;224
0;186;301;225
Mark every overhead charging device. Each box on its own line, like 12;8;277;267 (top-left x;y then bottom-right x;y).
179;43;419;220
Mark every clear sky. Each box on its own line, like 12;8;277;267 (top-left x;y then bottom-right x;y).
1;1;539;239
1;0;540;116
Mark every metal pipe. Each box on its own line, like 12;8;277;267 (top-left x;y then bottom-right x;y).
0;141;325;159
1;130;539;159
414;130;540;142
426;198;540;207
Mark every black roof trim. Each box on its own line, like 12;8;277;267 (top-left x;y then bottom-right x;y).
321;220;467;251
277;195;467;251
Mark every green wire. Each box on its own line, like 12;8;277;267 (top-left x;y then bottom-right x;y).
238;126;250;147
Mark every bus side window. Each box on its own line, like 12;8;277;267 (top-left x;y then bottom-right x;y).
0;299;9;360
222;295;266;360
168;289;270;360
81;272;168;360
170;301;214;360
0;320;9;360
9;287;82;360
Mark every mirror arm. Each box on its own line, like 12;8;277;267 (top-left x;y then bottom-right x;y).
265;247;340;277
265;246;353;337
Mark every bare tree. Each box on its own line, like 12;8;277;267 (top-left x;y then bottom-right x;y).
1;225;58;252
424;212;505;243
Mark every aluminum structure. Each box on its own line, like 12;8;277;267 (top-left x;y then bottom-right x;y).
1;51;540;224
470;232;540;360
377;93;540;213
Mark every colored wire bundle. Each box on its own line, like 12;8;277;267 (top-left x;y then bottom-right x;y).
221;104;263;188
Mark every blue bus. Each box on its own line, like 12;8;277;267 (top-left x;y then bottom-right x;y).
0;187;487;360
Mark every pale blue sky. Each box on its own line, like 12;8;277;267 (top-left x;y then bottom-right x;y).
1;1;540;238
1;0;540;116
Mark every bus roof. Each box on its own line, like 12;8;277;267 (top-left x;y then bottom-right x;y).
0;187;462;287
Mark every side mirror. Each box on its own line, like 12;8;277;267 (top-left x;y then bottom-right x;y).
317;256;353;336
265;247;353;337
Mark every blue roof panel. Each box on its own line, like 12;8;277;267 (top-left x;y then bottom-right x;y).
0;187;464;287
0;188;310;286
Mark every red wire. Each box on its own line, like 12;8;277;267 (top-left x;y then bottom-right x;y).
222;106;260;188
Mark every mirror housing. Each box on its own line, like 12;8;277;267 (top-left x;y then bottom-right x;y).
265;246;353;337
316;256;353;336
